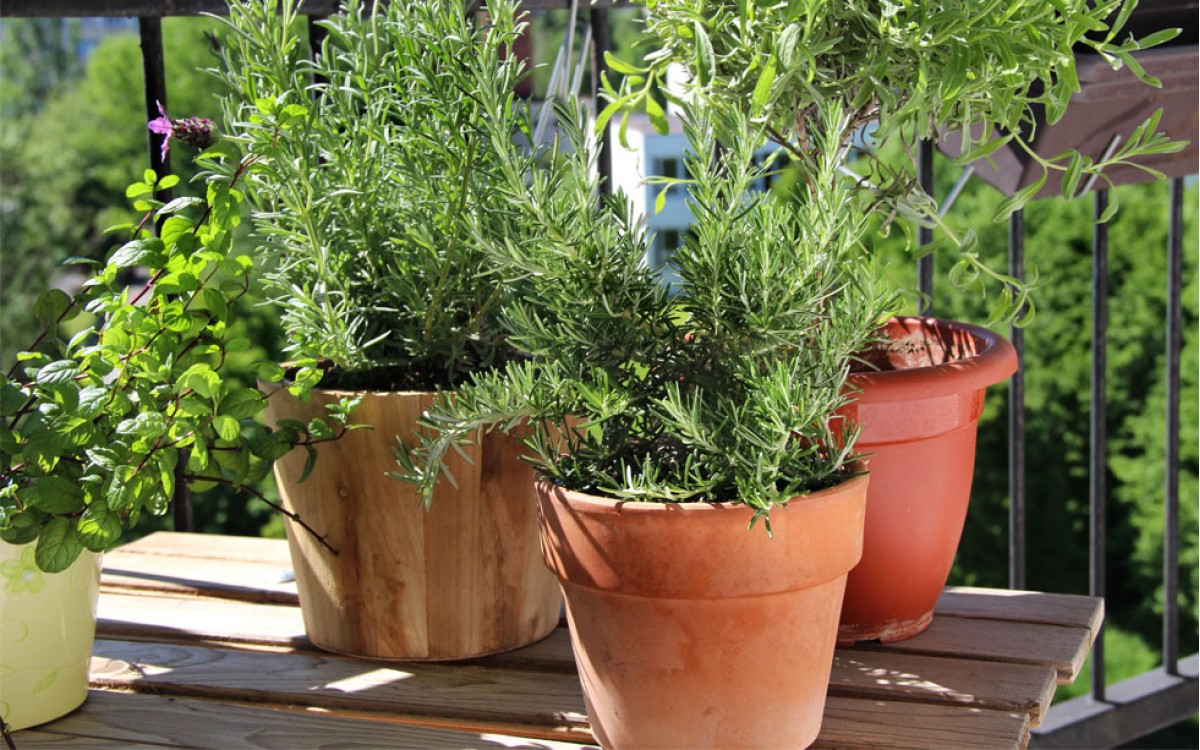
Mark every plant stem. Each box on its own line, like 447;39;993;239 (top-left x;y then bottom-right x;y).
182;472;338;555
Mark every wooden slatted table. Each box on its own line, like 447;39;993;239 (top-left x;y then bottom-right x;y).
13;532;1102;750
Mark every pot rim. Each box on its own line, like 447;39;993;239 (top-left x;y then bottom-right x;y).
534;465;868;516
847;316;1017;401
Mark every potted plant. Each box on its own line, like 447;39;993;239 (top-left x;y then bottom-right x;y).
0;146;344;732
607;0;1185;645
395;90;896;746
214;0;561;660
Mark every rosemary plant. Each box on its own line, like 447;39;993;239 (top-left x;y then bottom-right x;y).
604;0;1186;322
396;99;898;516
217;0;535;390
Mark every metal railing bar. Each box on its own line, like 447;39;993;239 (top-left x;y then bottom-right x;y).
1164;177;1183;676
1090;189;1110;701
590;5;613;195
1008;207;1027;591
138;15;195;534
0;0;635;19
1031;654;1199;748
917;140;934;315
0;1;343;18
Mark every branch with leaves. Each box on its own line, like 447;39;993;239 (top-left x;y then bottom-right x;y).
0;154;357;572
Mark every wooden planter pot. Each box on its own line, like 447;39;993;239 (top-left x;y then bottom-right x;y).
0;542;102;731
263;388;561;661
536;472;869;750
837;317;1017;645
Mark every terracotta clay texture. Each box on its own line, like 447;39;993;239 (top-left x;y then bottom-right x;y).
838;317;1017;645
264;388;561;660
537;472;869;750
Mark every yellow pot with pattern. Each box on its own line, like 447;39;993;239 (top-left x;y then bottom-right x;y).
0;541;102;731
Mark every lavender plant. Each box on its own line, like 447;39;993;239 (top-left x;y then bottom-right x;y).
604;0;1187;322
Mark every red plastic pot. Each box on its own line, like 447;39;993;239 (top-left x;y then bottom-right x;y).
537;471;869;750
837;317;1017;645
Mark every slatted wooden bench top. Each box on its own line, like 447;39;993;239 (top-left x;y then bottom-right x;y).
14;532;1102;750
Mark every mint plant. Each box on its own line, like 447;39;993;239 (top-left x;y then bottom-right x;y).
396;98;898;518
216;0;536;391
604;0;1186;322
0;157;355;573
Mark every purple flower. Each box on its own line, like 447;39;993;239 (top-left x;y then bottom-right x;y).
146;101;216;160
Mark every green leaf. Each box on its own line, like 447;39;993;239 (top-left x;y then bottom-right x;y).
778;23;801;69
1;381;27;416
77;501;124;551
0;510;43;545
23;477;85;514
178;363;220;399
694;22;714;86
34;517;82;573
645;94;669;136
34;290;71;327
255;361;286;383
1061;152;1085;199
307;417;334;440
654;185;670;215
109;240;164;270
604;50;645;75
214;415;241;441
77;387;109;419
219;389;266;420
299;444;319;483
751;55;778;116
35;360;80;386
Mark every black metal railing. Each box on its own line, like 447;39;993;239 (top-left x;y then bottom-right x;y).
2;1;1195;746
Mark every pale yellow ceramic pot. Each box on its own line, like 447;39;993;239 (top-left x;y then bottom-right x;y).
0;541;102;731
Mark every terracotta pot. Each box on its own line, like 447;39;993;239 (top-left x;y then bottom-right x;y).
0;542;102;731
263;386;561;660
837;317;1017;645
537;472;869;750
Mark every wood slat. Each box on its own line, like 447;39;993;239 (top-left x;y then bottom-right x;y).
815;696;1029;750
97;591;1058;722
89;639;592;741
27;691;596;750
85;641;1031;750
101;555;299;605
107;532;292;566
854;616;1093;684
938;586;1104;635
97;592;309;652
6;730;173;750
831;649;1057;726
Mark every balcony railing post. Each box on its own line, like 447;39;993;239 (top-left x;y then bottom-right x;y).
917;140;934;315
1008;208;1027;591
1164;177;1184;676
139;14;194;534
1090;189;1110;701
138;16;170;197
590;5;613;196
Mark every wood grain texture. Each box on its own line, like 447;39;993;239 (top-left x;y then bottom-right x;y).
26;691;597;750
815;696;1029;750
85;641;1031;750
938;586;1104;634
854;616;1093;683
263;388;561;660
89;638;591;739
6;730;174;749
831;649;1058;726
